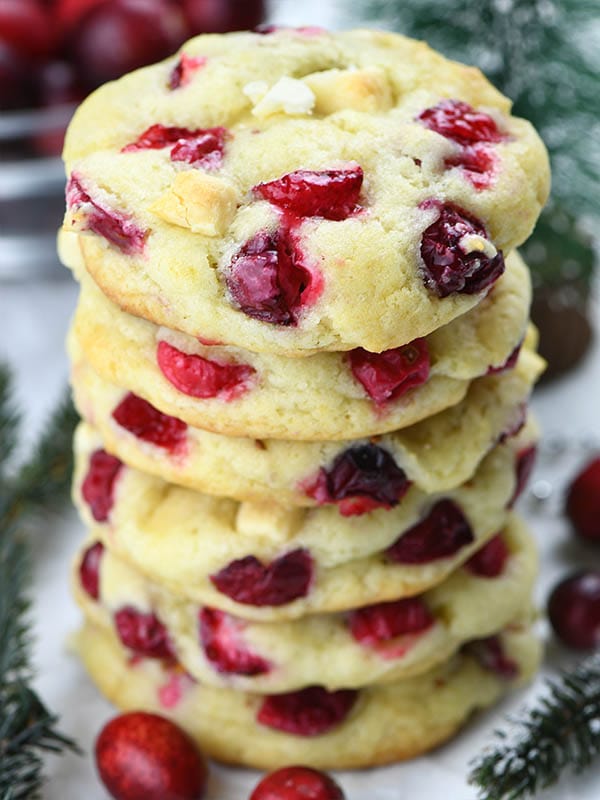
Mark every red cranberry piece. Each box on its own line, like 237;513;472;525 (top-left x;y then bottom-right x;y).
115;606;176;661
253;166;363;221
81;449;123;522
306;444;411;517
348;339;430;405
183;0;265;35
464;534;509;578
508;446;537;507
122;124;227;169
385;499;474;564
199;608;271;676
349;597;434;646
418;99;504;146
0;0;57;60
465;635;518;679
487;340;522;375
445;144;498;190
95;711;208;800
69;0;188;90
419;202;505;297
226;229;321;326
210;549;313;607
169;53;207;90
112;392;187;453
250;766;345;800
156;341;255;401
548;571;600;650
257;686;357;736
565;457;600;542
66;174;147;255
79;541;105;600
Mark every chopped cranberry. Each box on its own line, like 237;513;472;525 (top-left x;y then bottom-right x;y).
445;144;498;190
168;53;207;89
348;339;430;405
250;767;345;800
226;228;322;326
81;449;123;523
385;499;474;564
253;166;363;220
418;100;504;146
115;606;175;661
548;571;600;650
199;608;271;676
79;541;105;601
122;124;228;168
508;446;537;507
210;549;313;607
112;392;187;453
156;341;255;401
305;444;411;516
465;534;509;578
465;635;518;679
487;341;522;375
565;457;600;542
349;597;434;646
257;686;357;736
498;403;527;444
419;201;505;297
66;174;147;255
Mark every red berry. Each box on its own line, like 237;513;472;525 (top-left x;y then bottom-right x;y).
508;446;537;508
419;201;505;297
385;499;474;564
81;449;123;522
348;339;430;405
349;597;434;646
112;392;188;453
210;549;313;607
70;0;188;90
66;174;147;255
305;444;411;516
250;766;345;800
122;124;228;169
168;53;207;90
418;99;504;146
253;166;363;221
487;340;522;375
445;144;498;190
55;0;106;32
0;41;36;111
257;687;357;736
548;571;600;650
465;635;518;679
95;711;208;800
183;0;265;35
115;606;176;661
0;0;57;60
226;229;322;326
464;534;509;578
79;541;105;600
156;341;255;401
199;608;271;675
32;61;85;155
565;457;600;542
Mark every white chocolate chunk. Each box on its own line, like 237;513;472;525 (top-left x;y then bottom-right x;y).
459;233;498;259
149;172;237;236
245;76;316;118
304;67;393;114
235;501;305;543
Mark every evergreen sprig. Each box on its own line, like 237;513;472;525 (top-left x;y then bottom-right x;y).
469;653;600;800
0;364;80;800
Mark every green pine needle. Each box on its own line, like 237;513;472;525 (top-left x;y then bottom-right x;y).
469;653;600;800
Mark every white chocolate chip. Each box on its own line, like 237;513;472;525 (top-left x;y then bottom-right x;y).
149;172;238;237
458;233;498;259
243;80;269;104
246;76;316;118
236;501;305;542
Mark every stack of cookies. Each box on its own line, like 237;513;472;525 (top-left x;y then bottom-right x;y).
60;28;550;769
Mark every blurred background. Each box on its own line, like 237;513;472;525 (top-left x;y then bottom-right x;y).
0;0;598;382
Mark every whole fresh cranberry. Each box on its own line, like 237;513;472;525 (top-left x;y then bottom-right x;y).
0;41;36;111
250;766;345;800
548;571;600;650
183;0;265;34
0;0;57;60
115;607;176;661
81;449;123;522
112;392;188;453
95;711;208;800
55;0;106;32
70;0;188;89
33;60;85;155
565;457;600;542
257;686;357;736
79;541;105;600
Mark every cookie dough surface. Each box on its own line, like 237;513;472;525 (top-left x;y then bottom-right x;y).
61;28;549;355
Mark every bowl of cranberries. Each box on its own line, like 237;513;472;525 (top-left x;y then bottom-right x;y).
0;0;265;280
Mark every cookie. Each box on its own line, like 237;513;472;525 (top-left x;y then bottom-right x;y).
61;28;549;355
73;617;541;770
72;421;537;620
71;344;543;505
67;251;531;440
74;514;536;692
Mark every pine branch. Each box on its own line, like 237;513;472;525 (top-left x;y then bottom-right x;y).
469;653;600;800
0;363;21;480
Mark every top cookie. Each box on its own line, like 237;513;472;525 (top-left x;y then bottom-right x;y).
62;28;549;356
